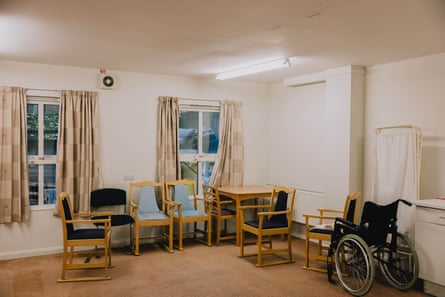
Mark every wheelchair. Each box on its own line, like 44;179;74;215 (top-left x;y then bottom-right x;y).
327;199;419;296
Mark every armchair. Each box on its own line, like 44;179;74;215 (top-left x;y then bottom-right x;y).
239;185;296;267
129;181;174;255
165;180;212;251
302;192;361;272
57;192;112;282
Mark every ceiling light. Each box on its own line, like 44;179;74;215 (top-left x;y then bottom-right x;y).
216;57;291;80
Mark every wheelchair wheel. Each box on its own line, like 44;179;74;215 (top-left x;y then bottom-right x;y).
378;232;419;290
335;234;375;296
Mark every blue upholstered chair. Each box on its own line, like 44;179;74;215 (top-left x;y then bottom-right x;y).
302;192;361;273
239;185;296;267
165;180;212;251
129;181;174;255
57;192;112;282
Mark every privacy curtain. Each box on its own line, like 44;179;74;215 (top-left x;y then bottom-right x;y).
157;96;180;183
210;100;244;186
0;87;30;223
372;126;422;236
56;90;101;214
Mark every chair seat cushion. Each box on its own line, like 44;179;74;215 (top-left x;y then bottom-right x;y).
213;208;235;216
69;228;105;240
309;223;334;235
245;219;287;229
175;209;207;218
138;211;169;221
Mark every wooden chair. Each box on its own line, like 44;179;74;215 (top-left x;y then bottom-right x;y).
302;192;361;272
239;185;296;267
57;192;112;282
202;184;236;245
165;180;212;251
129;181;174;255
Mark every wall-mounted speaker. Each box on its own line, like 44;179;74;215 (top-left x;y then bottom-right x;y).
99;73;118;90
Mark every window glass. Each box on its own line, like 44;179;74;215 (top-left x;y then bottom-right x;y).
28;164;39;206
27;104;39;156
202;112;219;154
44;104;59;155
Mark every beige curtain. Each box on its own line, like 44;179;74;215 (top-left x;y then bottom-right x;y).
157;96;180;183
0;87;30;223
56;90;100;213
210;100;244;186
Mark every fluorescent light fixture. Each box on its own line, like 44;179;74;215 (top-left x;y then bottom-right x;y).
216;57;291;80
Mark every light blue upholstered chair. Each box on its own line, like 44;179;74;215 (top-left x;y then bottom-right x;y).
165;180;212;251
129;181;174;255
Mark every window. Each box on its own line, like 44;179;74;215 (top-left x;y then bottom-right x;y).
179;104;219;195
27;96;59;206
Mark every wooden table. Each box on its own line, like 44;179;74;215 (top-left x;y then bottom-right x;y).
218;185;273;246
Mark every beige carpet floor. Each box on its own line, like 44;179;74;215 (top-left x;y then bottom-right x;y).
0;237;429;297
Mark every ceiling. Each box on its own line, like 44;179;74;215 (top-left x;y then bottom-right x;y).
1;0;444;83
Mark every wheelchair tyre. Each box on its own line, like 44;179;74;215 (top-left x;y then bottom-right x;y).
335;234;375;296
378;232;419;290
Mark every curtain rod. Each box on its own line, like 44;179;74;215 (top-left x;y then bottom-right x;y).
374;125;421;134
178;97;221;104
27;88;59;92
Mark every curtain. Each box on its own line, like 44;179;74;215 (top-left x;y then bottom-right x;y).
210;100;244;186
0;87;30;223
157;96;180;183
55;90;101;214
372;126;422;237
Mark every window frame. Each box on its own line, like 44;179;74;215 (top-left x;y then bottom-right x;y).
178;102;220;195
27;94;60;210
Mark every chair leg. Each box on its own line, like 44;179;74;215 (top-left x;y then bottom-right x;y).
216;217;221;246
60;247;68;281
257;233;263;267
304;236;310;268
207;219;212;247
240;230;245;257
168;221;174;253
134;225;140;256
179;222;183;251
288;233;293;261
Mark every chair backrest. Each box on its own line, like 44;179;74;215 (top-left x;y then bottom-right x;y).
91;188;127;213
58;192;74;239
165;180;196;211
202;184;218;209
130;181;165;214
342;192;361;223
269;186;296;225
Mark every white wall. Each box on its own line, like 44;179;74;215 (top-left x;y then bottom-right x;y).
363;52;445;201
0;61;270;259
268;82;326;224
1;51;444;259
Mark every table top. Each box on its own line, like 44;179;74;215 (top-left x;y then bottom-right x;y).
218;185;272;196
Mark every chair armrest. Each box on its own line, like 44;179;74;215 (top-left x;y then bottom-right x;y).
73;211;112;218
303;214;338;227
67;218;111;225
258;210;289;217
239;204;269;210
220;200;234;206
317;208;343;216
